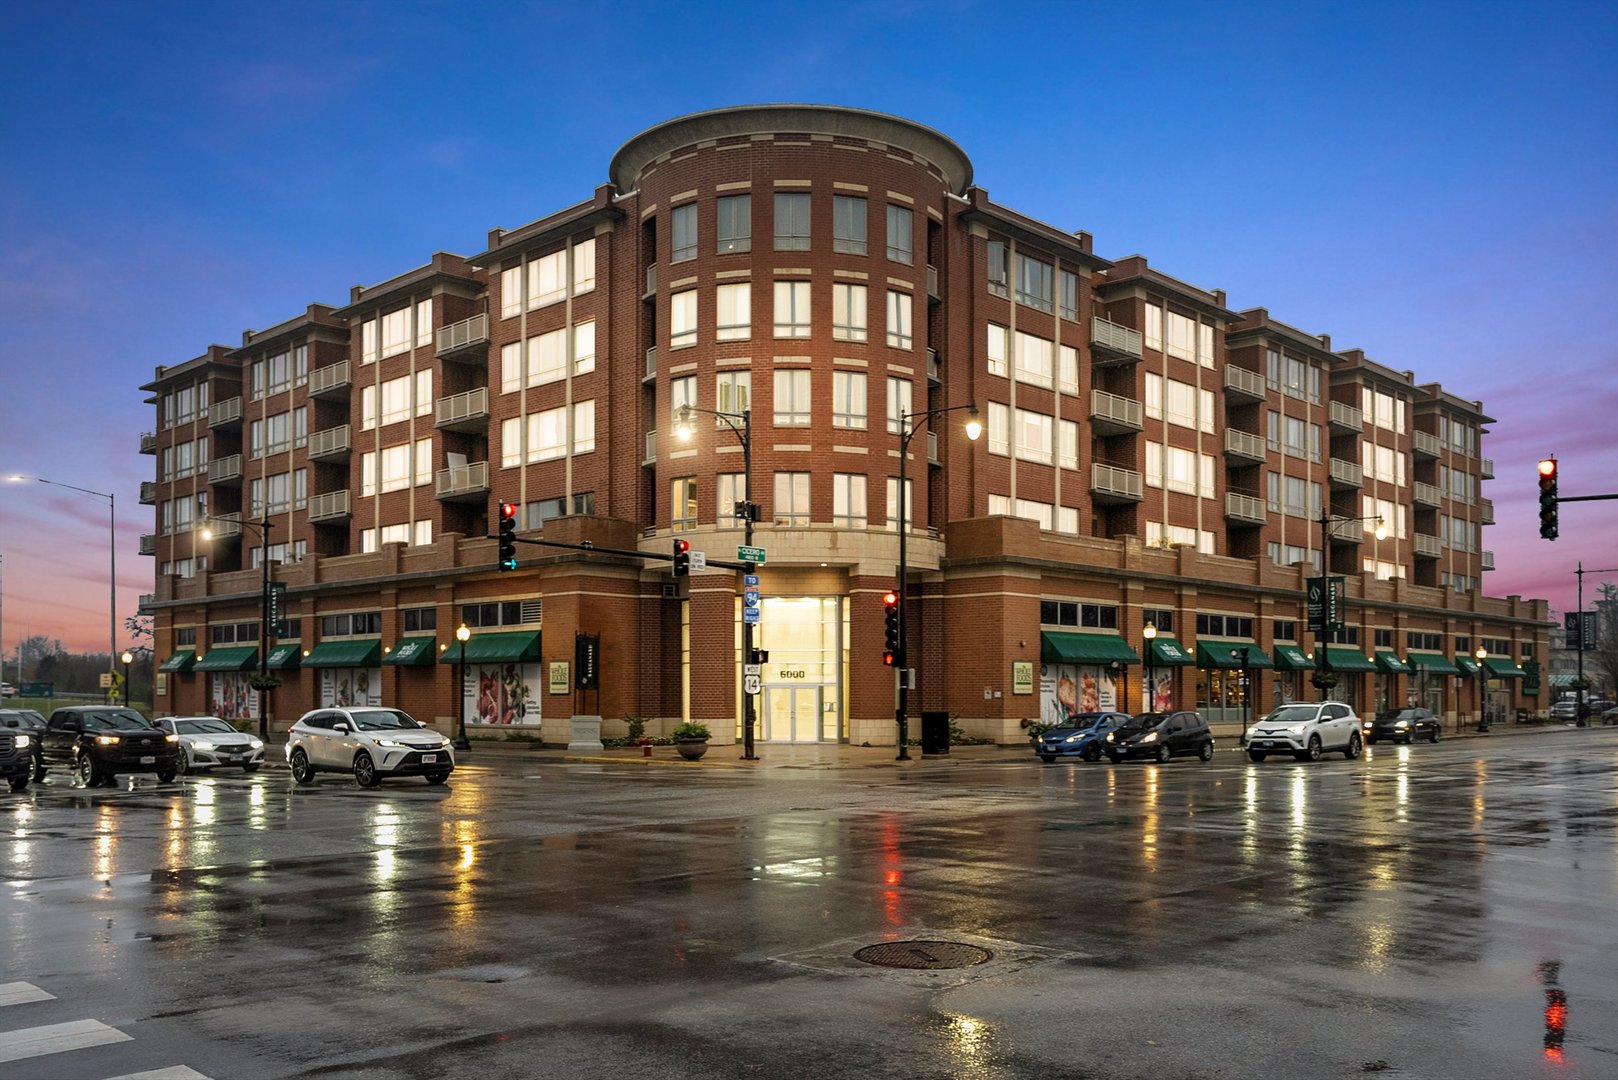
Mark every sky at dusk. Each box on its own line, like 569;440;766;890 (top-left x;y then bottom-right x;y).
1;1;1614;656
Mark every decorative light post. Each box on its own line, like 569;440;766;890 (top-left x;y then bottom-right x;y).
202;516;275;740
675;402;760;760
1475;645;1489;733
893;403;981;761
9;476;116;701
1143;623;1157;713
1311;510;1387;701
1238;645;1252;743
120;650;133;707
453;623;471;751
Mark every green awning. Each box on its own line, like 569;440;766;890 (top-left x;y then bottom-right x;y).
303;640;383;668
1455;656;1480;676
264;644;302;670
438;631;541;665
1318;646;1375;672
384;637;438;666
1041;631;1141;665
194;646;259;672
1375;651;1411;674
1146;635;1195;667
158;649;196;673
1273;645;1312;670
1483;657;1525;678
1197;640;1273;669
1407;651;1459;675
1549;672;1576;687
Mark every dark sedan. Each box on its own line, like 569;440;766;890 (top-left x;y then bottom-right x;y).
1364;707;1441;745
1035;712;1131;763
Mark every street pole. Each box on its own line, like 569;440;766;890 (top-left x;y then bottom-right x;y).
1143;623;1157;712
1239;646;1252;743
120;650;133;706
1476;645;1489;732
1313;509;1386;705
1576;562;1586;727
258;518;273;741
454;623;470;750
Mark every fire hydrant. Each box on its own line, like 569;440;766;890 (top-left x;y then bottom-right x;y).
640;738;653;758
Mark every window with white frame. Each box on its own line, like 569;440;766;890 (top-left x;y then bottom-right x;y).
1014;408;1053;464
671;375;696;428
987;323;1009;377
717;195;750;254
774;281;810;337
671;290;698;349
833;195;866;255
717;473;747;522
716;283;750;340
1361;495;1405;538
833;473;867;528
886;205;912;264
886;290;912;350
1013;329;1053;387
1144;303;1163;351
572;400;595;455
671;477;698;531
500;417;523;469
1197;322;1214;368
773;472;810;526
1362;387;1407;433
1015;253;1053;313
886;376;912;436
360;451;376;497
885;477;913;532
774;193;810;251
832;370;866;429
381;307;411;358
774;369;810;426
1059;345;1079;394
361;319;378;364
415;300;431;348
1057;506;1080;534
1059;419;1079;469
1267;473;1322;518
987;401;1010;456
1059;270;1079;320
1146;444;1216;496
1363;558;1406;581
568;321;594;375
378;442;430;493
531;326;567;385
529;249;566;308
1269;542;1320;571
530;406;567;461
716;371;751;417
572;239;596;295
671;202;697;263
500;342;522;394
500;265;523;320
1147;521;1215;554
987;240;1009;296
1144;374;1213;432
1361;441;1406;486
1165;309;1195;360
832;283;867;342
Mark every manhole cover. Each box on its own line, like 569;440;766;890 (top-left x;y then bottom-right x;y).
853;940;993;970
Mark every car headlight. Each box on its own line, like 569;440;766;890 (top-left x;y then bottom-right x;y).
247;737;263;749
375;738;405;748
14;734;29;748
164;733;180;743
439;739;452;749
1394;720;1409;728
1063;733;1084;744
1141;732;1157;743
1105;732;1115;743
96;735;121;745
1286;726;1305;736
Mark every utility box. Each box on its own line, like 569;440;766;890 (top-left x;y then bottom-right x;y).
921;711;950;757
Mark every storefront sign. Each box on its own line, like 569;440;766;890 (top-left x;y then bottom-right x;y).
574;634;599;689
549;662;570;695
1012;661;1034;695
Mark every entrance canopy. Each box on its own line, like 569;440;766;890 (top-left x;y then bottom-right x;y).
383;637;438;666
264;644;302;670
1482;657;1525;678
1406;651;1459;675
1196;640;1273;669
303;640;383;668
1455;656;1481;677
1374;651;1410;674
1040;631;1140;665
1318;646;1375;672
437;631;541;665
194;646;258;672
1272;645;1311;671
1147;636;1195;667
158;649;197;673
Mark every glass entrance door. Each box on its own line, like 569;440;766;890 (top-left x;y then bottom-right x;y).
763;685;822;743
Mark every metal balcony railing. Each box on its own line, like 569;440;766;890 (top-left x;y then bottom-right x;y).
1481;457;1494;480
644;265;657;298
435;461;489;500
1413;481;1443;507
1328;401;1363;430
1223;365;1266;400
309;361;352;397
645;346;657;381
208;454;243;484
1328;458;1363;487
927;265;939;300
927;431;938;464
138;534;156;556
1091;317;1143;364
1225;492;1267;524
435;387;490;431
209;396;243;428
1089;390;1143;434
139;481;157;504
1414;534;1442;557
309;490;351;522
436;313;489;359
1224;428;1266;461
1481;550;1495;571
140;432;157;455
644;430;656;465
137;593;154;612
207;513;242;539
309;425;352;460
927;348;941;383
1412;430;1441;457
1090;462;1144;503
1479;497;1494;524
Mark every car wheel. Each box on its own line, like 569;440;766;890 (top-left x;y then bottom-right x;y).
1082;745;1101;762
1344;732;1363;760
156;768;177;783
33;762;46;783
1247;749;1267;762
8;775;28;793
424;771;450;785
1198;741;1214;762
76;754;100;787
1305;735;1323;762
1366;735;1378;745
353;751;381;788
1400;734;1412;745
1429;727;1440;744
243;763;260;774
1039;754;1056;764
289;748;315;785
1154;744;1172;764
176;752;191;776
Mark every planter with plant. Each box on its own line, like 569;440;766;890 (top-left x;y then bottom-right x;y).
248;674;282;692
1310;672;1339;692
672;720;710;760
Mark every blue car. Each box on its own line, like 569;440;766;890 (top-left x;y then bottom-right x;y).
1036;712;1131;763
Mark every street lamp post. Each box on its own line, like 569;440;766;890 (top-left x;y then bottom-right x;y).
1238;645;1252;743
202;516;275;740
675;402;760;760
120;650;133;707
1143;623;1158;713
1475;645;1489;733
1312;510;1387;703
454;623;471;751
894;403;981;761
10;476;116;699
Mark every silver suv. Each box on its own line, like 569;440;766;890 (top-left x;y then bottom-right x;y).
286;707;454;787
1245;702;1363;762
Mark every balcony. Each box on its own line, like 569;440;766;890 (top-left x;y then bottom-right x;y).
208;396;243;429
1091;317;1143;365
1413;481;1443;507
435;387;490;432
1328;401;1363;431
1225;491;1267;525
927;265;939;301
436;461;489;502
436;313;489;361
309;361;352;398
208;454;243;485
927;348;941;385
309;490;351;523
1328;458;1363;488
309;424;352;461
1414;533;1442;558
644;430;656;465
1412;430;1441;457
1479;497;1494;524
206;513;242;540
1482;550;1495;571
1481;457;1494;480
927;431;939;464
139;534;156;556
644;346;657;382
1090;462;1143;504
1223;365;1266;401
1089;389;1143;436
140;432;157;455
1224;428;1266;462
644;264;656;299
139;481;157;505
137;593;154;613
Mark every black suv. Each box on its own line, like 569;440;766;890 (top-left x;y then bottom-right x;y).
0;708;49;783
42;707;181;786
1105;711;1215;763
0;723;34;792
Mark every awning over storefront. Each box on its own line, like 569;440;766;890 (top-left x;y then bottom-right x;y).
303;640;383;668
194;646;259;672
1455;656;1481;676
1482;657;1525;678
1375;651;1411;674
1146;636;1195;667
1406;651;1459;675
158;649;197;673
1041;631;1141;665
1318;646;1375;672
384;637;438;666
264;644;302;670
438;631;542;665
1196;640;1273;669
1272;645;1312;671
1549;672;1576;687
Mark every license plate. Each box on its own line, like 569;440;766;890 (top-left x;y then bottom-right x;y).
228;754;242;760
421;754;437;763
140;756;156;764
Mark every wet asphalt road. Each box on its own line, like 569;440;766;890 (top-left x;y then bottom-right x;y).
2;731;1615;1080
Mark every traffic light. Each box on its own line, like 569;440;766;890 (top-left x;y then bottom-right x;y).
882;590;900;666
671;537;690;577
1538;457;1558;540
497;502;518;570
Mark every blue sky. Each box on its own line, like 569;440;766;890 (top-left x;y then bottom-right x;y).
2;0;1614;653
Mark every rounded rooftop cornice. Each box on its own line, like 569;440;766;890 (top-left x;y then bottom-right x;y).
609;103;973;195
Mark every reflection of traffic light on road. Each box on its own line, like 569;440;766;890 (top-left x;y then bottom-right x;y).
1538;457;1558;540
497;502;518;570
672;537;690;577
882;590;900;666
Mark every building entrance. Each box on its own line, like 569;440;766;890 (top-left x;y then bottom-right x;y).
763;686;823;742
742;595;846;744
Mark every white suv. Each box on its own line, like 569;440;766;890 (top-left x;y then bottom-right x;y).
1245;702;1363;762
286;707;455;787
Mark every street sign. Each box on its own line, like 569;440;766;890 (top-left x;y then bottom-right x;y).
1565;611;1598;650
744;663;761;676
743;607;761;625
743;674;761;695
737;545;767;563
690;551;707;572
743;589;761;608
107;672;124;695
744;574;759;587
99;672;113;689
1306;576;1345;633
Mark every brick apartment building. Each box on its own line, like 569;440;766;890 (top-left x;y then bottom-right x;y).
139;104;1548;746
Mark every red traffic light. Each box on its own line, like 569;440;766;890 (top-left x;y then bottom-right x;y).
674;539;690;554
882;591;898;607
1538;458;1557;478
500;502;518;520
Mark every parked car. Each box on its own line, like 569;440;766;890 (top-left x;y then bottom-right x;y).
1035;712;1131;763
1365;707;1442;745
152;716;266;774
1549;700;1579;721
1601;706;1618;726
285;707;454;788
0;725;34;792
1104;711;1214;763
1244;701;1363;762
1;682;17;698
41;706;181;785
0;709;49;782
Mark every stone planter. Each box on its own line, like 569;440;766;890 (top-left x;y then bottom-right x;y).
675;739;708;761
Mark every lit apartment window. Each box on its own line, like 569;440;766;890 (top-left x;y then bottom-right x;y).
886;376;911;435
987;241;1008;297
774;370;810;426
833;473;867;528
716;283;751;340
671;375;696;430
716;195;751;254
529;249;566;308
531;326;567;385
832;371;866;429
671;290;697;349
886;205;912;264
671;202;697;263
381;307;411;358
716;371;751;417
1012;329;1053;388
717;473;747;521
774;193;811;251
886;290;912;350
1059;419;1079;469
774;281;810;337
987;324;1008;377
832;283;867;342
833;195;867;254
773;472;810;526
572;400;595;455
573;321;596;375
415;299;432;348
672;477;698;531
885;477;913;532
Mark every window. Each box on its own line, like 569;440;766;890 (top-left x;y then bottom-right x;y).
716;195;751;254
525;498;565;528
1197;614;1255;638
1406;631;1441;651
1147;522;1216;554
530;406;568;461
774;369;810;426
361;320;378;365
671;477;698;531
832;371;866;429
885;476;913;532
886;290;912;350
1059;270;1079;320
573;239;596;295
530;326;567;385
415;300;432;348
1015;253;1053;312
987;241;1008;297
1268;542;1320;571
572;400;595;455
671;375;696;429
1040;602;1119;629
987;323;1009;377
773;472;810;526
1267;473;1322;518
320;612;381;638
1274;619;1298;641
717;474;747;522
529;249;565;308
833;474;867;528
832;283;867;342
402;608;436;633
1060;345;1080;394
774;281;811;337
381;307;411;358
1143;609;1175;634
671;202;697;263
1144;303;1163;351
886;205;912;264
886;377;912;435
500;265;523;320
1165;310;1194;360
1146;445;1216;496
1363;558;1406;581
1374;629;1395;648
670;290;697;349
716;371;751;417
1059;419;1079;469
1145;374;1213;432
1197;323;1214;368
1013;330;1053;388
832;195;866;254
774;193;810;250
1013;408;1053;464
459;601;537;629
987;401;1010;456
716;283;751;340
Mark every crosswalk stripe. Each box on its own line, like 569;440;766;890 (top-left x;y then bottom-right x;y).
0;982;55;1007
0;1018;132;1064
106;1067;212;1080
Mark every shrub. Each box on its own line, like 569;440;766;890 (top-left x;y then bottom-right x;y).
672;721;710;741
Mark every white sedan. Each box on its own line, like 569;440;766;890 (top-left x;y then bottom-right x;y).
153;716;266;774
